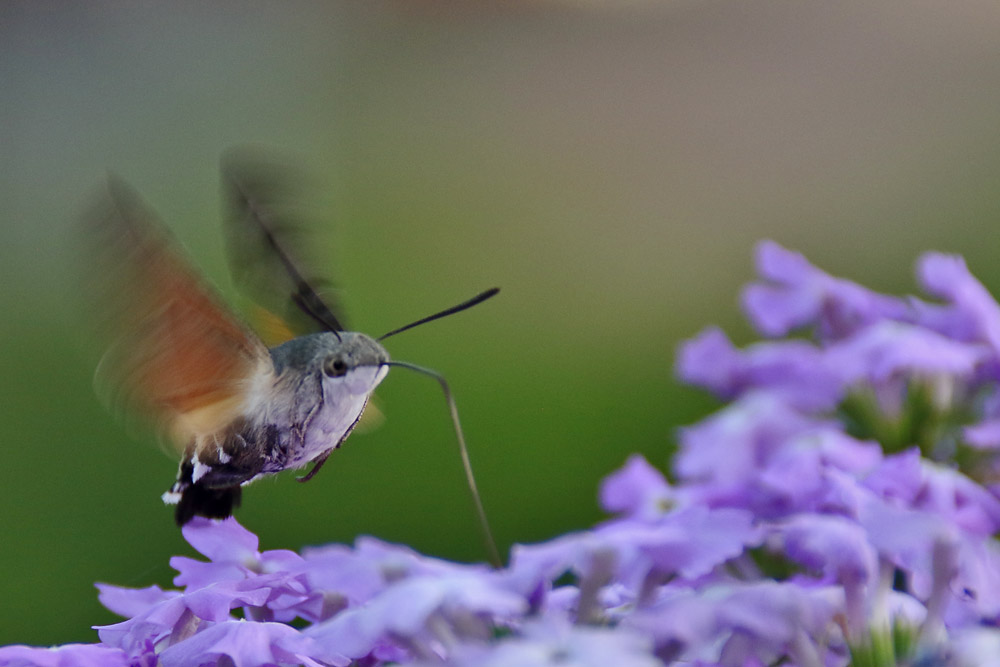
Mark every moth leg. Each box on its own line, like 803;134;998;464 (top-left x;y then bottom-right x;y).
292;398;323;447
296;401;365;484
297;450;331;483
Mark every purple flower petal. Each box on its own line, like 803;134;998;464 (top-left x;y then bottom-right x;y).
778;514;877;586
857;494;953;598
429;619;661;667
675;326;739;394
963;418;1000;450
741;241;826;337
158;619;334;667
597;507;762;581
620;587;719;660
625;581;840;665
754;431;882;519
170;555;247;590
865;450;1000;537
951;627;1000;667
95;596;192;654
716;581;839;663
182;517;259;563
949;538;1000;623
675;393;872;517
182;579;275;622
511;506;760;601
741;240;909;340
814;430;883;474
306;572;525;660
292;546;386;609
95;570;308;660
675;393;820;487
351;536;494;580
677;327;843;410
917;252;1000;351
598;454;673;519
0;644;129;667
96;583;180;618
825;321;987;388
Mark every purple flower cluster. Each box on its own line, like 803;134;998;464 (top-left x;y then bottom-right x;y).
5;240;1000;666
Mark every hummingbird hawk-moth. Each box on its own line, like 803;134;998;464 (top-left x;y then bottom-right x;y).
84;150;499;548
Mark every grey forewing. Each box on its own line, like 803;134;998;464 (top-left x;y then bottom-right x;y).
222;149;347;336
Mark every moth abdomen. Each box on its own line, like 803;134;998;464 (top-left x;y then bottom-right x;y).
174;484;242;526
165;419;280;525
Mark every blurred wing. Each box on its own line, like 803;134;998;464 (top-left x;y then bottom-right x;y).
354;397;385;434
221;147;346;342
84;176;273;454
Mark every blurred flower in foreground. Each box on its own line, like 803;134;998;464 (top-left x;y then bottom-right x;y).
4;240;1000;666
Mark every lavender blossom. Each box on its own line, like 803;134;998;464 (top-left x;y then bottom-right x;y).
677;327;843;410
0;644;130;667
6;240;1000;666
598;453;675;520
740;240;911;340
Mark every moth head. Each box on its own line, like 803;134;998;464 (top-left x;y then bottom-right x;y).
322;355;349;378
317;332;390;396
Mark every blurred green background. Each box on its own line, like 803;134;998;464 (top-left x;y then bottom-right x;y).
3;0;1000;646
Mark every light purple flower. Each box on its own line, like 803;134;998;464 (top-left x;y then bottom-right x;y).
597;507;762;582
349;535;495;580
0;644;129;667
856;493;955;600
715;581;840;666
598;454;674;519
754;430;881;517
305;571;525;662
863;449;1000;537
619;586;719;662
13;241;1000;666
675;393;820;489
777;514;877;587
269;545;382;623
675;393;881;517
96;564;300;660
950;627;1000;667
916;252;1000;352
830;321;987;384
172;517;304;590
624;581;841;666
774;514;878;639
741;240;909;340
509;505;761;615
427;618;661;667
677;327;843;410
963;418;1000;449
158;619;331;667
96;595;193;659
96;583;180;618
946;537;1000;625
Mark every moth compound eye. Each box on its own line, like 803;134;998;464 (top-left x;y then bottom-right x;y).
324;357;348;377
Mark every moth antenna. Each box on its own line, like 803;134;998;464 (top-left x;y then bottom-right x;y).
378;288;500;341
386;360;503;569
